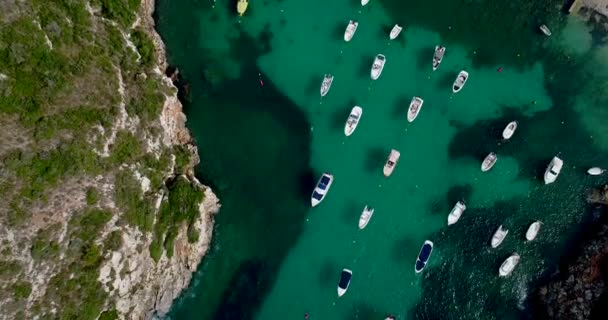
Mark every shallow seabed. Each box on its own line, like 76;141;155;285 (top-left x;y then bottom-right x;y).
156;0;608;319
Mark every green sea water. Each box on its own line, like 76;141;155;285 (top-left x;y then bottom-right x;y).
155;0;608;319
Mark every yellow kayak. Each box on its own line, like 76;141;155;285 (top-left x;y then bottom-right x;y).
237;0;249;16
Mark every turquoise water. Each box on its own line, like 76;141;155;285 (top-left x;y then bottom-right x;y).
155;0;608;319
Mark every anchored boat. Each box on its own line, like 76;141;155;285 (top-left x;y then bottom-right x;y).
311;173;333;207
499;253;520;277
344;106;363;136
389;24;403;40
237;0;248;16
502;121;518;140
407;97;424;122
587;167;605;176
361;0;370;6
526;221;541;241
452;70;469;93
540;24;552;36
447;200;466;225
544;156;563;184
344;20;358;42
481;152;497;172
337;269;352;297
371;54;386;80
358;205;374;229
320;74;334;97
415;240;434;273
433;46;445;71
491;225;509;248
383;149;400;177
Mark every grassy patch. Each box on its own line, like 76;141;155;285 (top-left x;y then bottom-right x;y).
151;176;204;261
98;0;141;28
103;230;123;252
108;131;143;165
114;170;154;231
86;187;100;205
173;145;191;174
131;29;156;68
0;260;22;278
99;309;119;320
12;281;32;300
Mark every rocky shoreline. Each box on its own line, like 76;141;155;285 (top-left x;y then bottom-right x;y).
531;194;608;319
105;1;221;318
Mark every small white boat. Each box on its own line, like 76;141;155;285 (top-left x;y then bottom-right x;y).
452;70;468;93
344;20;358;42
491;225;509;248
407;97;424;122
414;240;434;273
384;317;396;320
389;24;403;40
358;205;374;229
502;121;518;140
383;149;400;177
481;152;497;172
447;200;466;225
432;46;445;71
370;54;386;80
311;173;333;207
361;0;370;6
540;24;552;37
499;253;520;277
337;268;352;297
320;74;334;97
587;167;605;176
544;156;563;184
526;221;541;241
344;106;363;136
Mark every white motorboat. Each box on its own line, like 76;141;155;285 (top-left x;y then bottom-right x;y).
311;173;333;207
361;0;370;6
384;317;396;320
499;253;520;277
370;54;386;80
481;152;497;172
452;70;468;93
358;205;374;229
389;24;403;40
526;221;541;241
344;20;358;42
447;200;466;225
540;24;552;36
491;225;509;248
383;149;400;177
415;240;434;273
337;268;352;297
587;167;605;176
544;156;563;184
432;46;445;71
320;74;334;97
502;121;518;140
407;97;424;122
344;106;363;136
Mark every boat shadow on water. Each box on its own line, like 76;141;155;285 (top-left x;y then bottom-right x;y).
416;46;434;70
346;301;389;320
358;55;372;78
364;146;389;173
318;260;341;289
329;101;356;132
392;235;419;263
391;95;411;118
340;200;363;225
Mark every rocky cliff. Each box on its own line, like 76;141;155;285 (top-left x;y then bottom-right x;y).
0;1;219;319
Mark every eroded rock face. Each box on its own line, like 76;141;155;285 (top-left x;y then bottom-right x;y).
100;186;219;318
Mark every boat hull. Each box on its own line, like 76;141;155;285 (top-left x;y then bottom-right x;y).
526;221;541;241
491;226;508;248
311;173;333;207
389;25;402;40
544;156;563;184
358;206;374;229
415;240;434;273
344;106;363;136
432;46;445;71
337;269;352;297
499;254;520;277
588;167;605;176
320;74;334;97
502;121;518;140
383;149;400;177
407;97;423;122
447;201;466;225
481;152;497;172
452;70;468;93
371;54;386;80
344;21;358;42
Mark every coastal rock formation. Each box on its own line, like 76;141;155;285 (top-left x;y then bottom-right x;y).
535;224;608;319
0;1;218;319
587;185;608;205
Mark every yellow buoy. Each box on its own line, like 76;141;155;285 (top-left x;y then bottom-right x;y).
237;0;249;16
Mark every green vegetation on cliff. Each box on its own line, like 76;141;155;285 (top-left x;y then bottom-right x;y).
0;0;208;318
